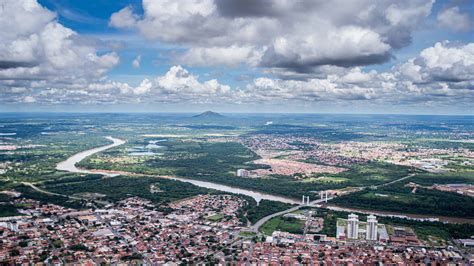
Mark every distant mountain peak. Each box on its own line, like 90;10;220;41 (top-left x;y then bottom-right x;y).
193;111;224;118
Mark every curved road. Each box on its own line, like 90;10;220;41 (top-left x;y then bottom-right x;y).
22;182;81;200
250;197;334;232
21;182;110;205
373;173;416;188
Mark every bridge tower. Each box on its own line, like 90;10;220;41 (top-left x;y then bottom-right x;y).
301;195;310;205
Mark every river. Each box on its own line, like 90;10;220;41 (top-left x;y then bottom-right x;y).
55;137;299;204
56;136;125;177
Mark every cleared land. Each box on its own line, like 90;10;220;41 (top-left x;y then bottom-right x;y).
260;216;306;235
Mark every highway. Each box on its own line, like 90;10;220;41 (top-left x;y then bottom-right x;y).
372;173;416;188
249;197;334;232
21;182;110;205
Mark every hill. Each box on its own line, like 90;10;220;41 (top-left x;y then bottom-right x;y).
193;111;225;118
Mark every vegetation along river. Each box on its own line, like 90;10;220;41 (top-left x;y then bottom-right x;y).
56;137;299;204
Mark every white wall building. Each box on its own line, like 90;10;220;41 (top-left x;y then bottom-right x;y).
347;213;359;239
236;169;250;177
366;214;378;241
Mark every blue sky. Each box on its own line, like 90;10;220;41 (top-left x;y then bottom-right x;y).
1;0;473;114
38;0;263;89
37;0;472;83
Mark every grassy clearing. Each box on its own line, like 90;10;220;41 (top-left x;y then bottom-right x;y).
303;176;350;183
260;216;305;235
207;214;224;222
239;231;257;237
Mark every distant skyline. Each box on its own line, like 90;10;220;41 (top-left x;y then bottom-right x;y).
1;0;473;114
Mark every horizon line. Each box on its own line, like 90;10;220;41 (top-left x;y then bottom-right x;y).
0;111;473;117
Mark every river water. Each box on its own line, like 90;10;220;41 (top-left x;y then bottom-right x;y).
56;136;125;177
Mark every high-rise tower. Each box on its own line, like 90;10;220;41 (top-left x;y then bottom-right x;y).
347;213;359;239
366;214;378;241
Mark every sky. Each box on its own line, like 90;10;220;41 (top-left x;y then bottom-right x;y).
0;0;473;114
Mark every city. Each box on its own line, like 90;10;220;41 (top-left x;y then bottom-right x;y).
1;0;474;264
1;195;470;264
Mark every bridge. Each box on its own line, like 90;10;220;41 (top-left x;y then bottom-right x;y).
249;196;335;232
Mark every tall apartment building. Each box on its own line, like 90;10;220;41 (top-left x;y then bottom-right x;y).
347;213;359;239
366;214;378;241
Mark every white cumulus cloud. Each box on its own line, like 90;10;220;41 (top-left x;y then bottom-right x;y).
109;0;434;72
437;6;472;32
0;0;119;91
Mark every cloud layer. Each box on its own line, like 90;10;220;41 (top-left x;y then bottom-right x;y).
110;0;434;72
1;0;473;113
0;0;119;101
4;42;472;111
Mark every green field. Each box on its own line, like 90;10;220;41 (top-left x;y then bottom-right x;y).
260;216;306;235
207;214;224;222
238;231;257;238
332;162;414;186
302;176;349;183
330;169;474;220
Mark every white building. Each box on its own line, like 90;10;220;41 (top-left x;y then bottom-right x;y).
366;214;378;241
236;169;250;177
458;238;474;247
347;213;359;239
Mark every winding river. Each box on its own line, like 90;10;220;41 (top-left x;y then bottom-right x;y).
56;137;125;177
56;137;474;224
55;137;299;204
